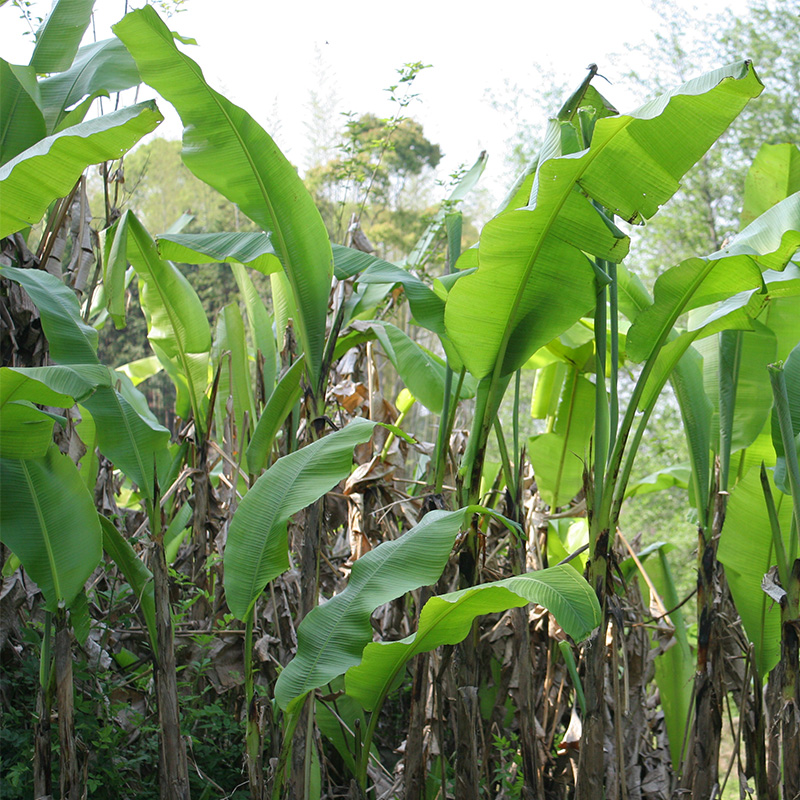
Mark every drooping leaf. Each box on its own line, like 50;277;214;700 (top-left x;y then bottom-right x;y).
98;514;156;651
114;6;332;387
156;231;280;275
624;465;691;498
345;565;600;710
274;508;469;712
29;0;95;74
446;63;763;380
0;100;162;237
0;266;99;363
38;38;141;132
274;506;524;712
0;445;102;610
225;419;378;620
357;262;445;334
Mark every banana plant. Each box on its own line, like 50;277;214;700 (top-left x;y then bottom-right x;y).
436;61;764;799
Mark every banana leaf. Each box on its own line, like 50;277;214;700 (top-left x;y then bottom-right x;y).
224;418;378;620
345;565;600;710
445;62;763;381
0;100;162;237
114;6;332;388
0;445;102;610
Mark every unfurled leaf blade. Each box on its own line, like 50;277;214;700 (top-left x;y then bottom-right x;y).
0;101;162;237
225;419;378;620
345;565;600;710
114;6;332;387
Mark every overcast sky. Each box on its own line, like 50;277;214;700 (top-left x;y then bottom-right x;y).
2;0;751;202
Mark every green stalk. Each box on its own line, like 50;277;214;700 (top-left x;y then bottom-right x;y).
759;463;790;592
592;267;608;536
558;641;586;716
432;365;454;492
768;362;800;563
244;608;263;800
511;369;522;478
493;418;515;501
608;261;619;459
40;609;53;690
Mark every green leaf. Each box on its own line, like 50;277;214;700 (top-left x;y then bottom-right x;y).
357;262;445;334
0;100;163;238
446;62;763;380
0;266;99;363
0;445;102;609
0;60;46;165
528;372;594;508
345;565;600;711
121;211;211;428
274;507;470;711
29;0;95;74
98;514;156;651
230;263;276;397
224;418;378;620
741;143;800;229
114;6;332;388
156;232;280;275
212;302;256;462
624;465;691;498
647;550;693;769
350;320;476;414
719;466;792;675
332;244;390;280
39;38;141;133
82;385;170;499
245;358;305;474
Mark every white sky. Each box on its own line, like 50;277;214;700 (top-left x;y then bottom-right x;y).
2;0;752;203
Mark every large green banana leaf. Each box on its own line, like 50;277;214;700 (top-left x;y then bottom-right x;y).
0;100;162;237
0;265;98;363
224;418;378;620
345;565;600;711
718;466;792;676
445;62;763;381
0;60;46;164
39;38;141;133
114;6;332;388
274;506;521;712
29;0;94;74
0;445;102;610
116;211;211;427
